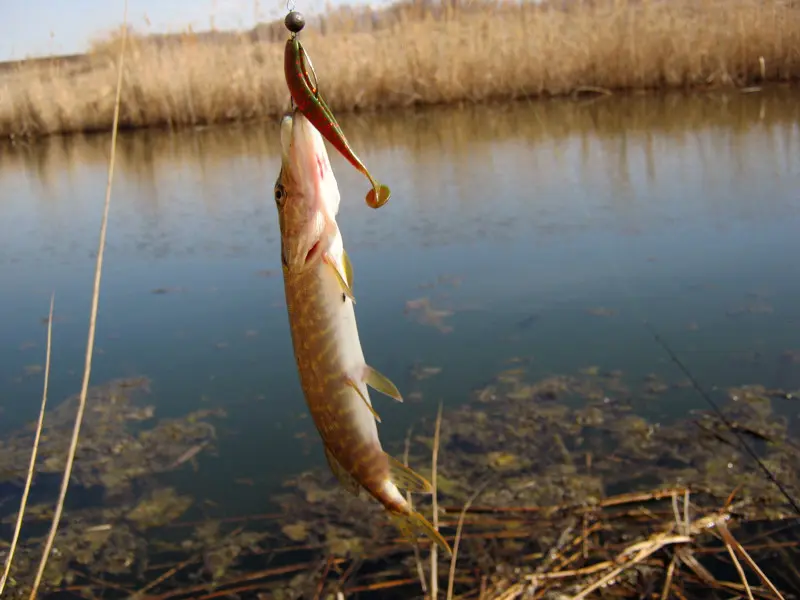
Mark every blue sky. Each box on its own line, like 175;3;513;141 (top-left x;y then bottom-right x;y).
1;0;381;61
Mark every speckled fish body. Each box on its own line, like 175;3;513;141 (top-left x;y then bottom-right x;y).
273;110;451;555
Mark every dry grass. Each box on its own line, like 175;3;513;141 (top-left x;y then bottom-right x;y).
1;0;799;138
11;4;129;598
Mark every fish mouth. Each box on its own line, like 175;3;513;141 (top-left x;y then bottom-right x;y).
305;239;322;265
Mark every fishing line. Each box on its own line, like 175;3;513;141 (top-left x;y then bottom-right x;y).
645;321;800;515
612;243;800;516
558;127;800;516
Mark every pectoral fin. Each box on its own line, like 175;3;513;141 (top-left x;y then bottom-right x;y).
346;378;381;423
363;365;403;402
323;446;362;497
342;248;354;290
323;252;355;304
387;455;432;493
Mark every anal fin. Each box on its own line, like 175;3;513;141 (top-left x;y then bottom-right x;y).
323;252;355;304
388;510;452;556
387;455;433;493
346;378;381;423
363;365;403;402
323;446;362;497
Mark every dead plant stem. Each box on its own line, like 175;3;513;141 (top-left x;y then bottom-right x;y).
0;294;55;594
447;480;491;600
430;401;443;598
28;2;128;596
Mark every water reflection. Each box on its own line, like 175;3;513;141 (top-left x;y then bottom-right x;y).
1;88;797;264
0;88;799;520
2;87;798;211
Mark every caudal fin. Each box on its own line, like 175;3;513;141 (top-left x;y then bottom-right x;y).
390;510;452;556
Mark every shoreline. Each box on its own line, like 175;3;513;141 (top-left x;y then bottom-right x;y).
2;0;799;140
1;86;796;176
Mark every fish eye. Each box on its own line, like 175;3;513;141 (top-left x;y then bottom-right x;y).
274;184;286;207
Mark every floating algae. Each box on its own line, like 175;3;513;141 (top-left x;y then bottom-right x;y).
409;363;442;381
256;366;800;598
126;488;193;529
2;370;799;599
0;377;224;599
404;297;455;333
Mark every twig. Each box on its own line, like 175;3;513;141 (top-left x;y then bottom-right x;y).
492;582;524;600
544;523;605;572
442;487;689;514
149;560;344;600
313;555;334;600
447;479;492;600
138;554;197;595
336;557;362;590
81;573;134;594
345;577;420;593
194;583;273;600
725;538;755;600
717;521;785;600
535;520;576;575
671;491;717;585
404;426;428;595
0;294;55;595
28;3;128;597
529;559;639;582
566;534;691;600
660;555;677;600
694;540;800;555
430;401;443;599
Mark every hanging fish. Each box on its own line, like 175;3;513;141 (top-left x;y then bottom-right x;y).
273;108;451;555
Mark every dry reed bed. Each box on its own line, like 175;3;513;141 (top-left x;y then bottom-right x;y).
2;89;796;204
1;0;799;138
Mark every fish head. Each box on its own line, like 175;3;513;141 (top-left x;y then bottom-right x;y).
274;110;341;273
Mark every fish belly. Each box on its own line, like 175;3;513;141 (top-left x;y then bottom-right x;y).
283;241;385;482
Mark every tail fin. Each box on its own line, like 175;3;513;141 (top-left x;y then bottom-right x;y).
390;510;452;556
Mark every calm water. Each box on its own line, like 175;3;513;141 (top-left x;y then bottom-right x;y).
1;88;799;517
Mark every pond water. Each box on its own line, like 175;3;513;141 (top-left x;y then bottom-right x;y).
1;87;800;524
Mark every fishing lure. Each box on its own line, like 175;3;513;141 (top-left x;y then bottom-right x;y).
283;11;391;210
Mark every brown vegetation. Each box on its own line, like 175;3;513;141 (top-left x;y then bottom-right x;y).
1;0;799;139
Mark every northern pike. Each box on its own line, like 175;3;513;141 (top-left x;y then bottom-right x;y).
284;35;391;210
274;109;451;555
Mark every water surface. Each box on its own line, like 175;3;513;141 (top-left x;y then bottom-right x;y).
1;88;799;517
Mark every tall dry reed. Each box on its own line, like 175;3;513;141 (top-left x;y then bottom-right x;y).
1;0;799;138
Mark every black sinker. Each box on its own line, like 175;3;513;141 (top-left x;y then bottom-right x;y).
285;11;305;34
